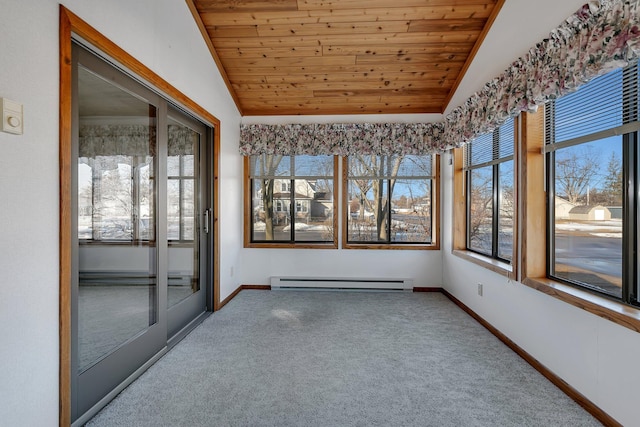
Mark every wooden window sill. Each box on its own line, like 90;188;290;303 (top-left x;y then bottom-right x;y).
452;249;515;280
245;242;338;249
523;277;640;334
344;243;440;250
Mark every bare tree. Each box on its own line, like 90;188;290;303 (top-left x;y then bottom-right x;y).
602;151;623;205
555;148;600;205
258;154;283;240
468;168;493;250
351;155;402;241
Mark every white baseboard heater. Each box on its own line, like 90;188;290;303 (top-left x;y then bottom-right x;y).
270;276;413;291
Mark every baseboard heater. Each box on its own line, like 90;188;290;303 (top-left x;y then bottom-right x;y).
270;276;413;291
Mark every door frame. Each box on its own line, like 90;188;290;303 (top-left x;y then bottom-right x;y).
59;6;220;425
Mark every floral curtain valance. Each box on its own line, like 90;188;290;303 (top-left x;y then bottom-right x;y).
239;122;446;156
239;0;640;156
79;124;196;157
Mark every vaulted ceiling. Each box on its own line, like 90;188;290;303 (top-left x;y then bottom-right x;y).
187;0;503;116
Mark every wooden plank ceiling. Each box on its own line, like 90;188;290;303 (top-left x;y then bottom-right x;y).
188;0;503;116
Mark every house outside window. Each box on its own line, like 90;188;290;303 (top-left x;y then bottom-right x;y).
246;154;337;247
545;60;639;304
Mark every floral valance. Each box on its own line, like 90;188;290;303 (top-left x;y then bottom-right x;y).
79;124;196;157
239;122;446;156
240;0;640;156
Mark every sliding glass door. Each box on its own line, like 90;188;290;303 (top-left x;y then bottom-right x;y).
71;43;212;422
166;109;209;339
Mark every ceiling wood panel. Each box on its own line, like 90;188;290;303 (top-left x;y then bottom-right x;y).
189;0;503;115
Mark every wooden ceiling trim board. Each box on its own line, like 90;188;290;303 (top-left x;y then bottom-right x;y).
243;106;441;115
231;63;464;76
211;32;481;48
308;6;494;22
355;53;468;64
297;0;494;10
407;18;487;32
238;90;317;98
201;6;492;26
197;0;299;12
263;73;460;84
254;21;412;38
441;0;505;113
313;88;450;97
215;46;323;58
199;11;316;26
322;42;475;56
208;25;259;38
222;55;357;68
234;80;457;91
185;0;243;114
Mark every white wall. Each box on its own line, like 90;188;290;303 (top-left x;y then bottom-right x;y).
441;2;640;425
0;0;242;425
237;113;445;289
440;150;639;425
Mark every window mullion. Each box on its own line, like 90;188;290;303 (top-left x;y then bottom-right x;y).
386;179;392;243
492;164;499;258
290;178;295;242
622;134;635;303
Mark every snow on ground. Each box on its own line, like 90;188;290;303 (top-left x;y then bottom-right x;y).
555;220;622;238
282;223;329;231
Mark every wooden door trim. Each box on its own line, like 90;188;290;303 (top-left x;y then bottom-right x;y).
59;6;221;425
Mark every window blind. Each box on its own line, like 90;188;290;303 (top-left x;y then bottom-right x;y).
464;117;515;169
546;61;640;150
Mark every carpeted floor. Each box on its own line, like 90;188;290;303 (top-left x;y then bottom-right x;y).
87;290;601;426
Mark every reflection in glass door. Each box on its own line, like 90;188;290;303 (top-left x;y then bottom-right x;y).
71;43;212;424
166;111;207;338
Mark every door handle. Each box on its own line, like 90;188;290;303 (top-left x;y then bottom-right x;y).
203;209;210;234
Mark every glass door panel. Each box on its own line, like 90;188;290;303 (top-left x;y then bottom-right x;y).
77;66;158;372
71;42;213;424
167;128;199;307
73;44;166;420
166;111;208;338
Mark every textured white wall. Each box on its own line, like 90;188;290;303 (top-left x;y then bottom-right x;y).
0;0;242;425
440;151;640;426
0;2;61;425
440;2;640;425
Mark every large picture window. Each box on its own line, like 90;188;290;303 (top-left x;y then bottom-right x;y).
546;61;639;304
246;154;337;247
344;154;437;248
464;118;515;262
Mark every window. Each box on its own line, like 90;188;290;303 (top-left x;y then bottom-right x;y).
464;118;516;262
344;154;438;248
78;154;155;242
545;61;639;305
246;154;337;247
167;147;196;242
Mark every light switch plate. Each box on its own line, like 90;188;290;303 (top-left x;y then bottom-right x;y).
1;98;23;135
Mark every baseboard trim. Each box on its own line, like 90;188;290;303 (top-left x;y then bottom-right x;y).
242;284;271;290
440;289;621;427
218;284;271;310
